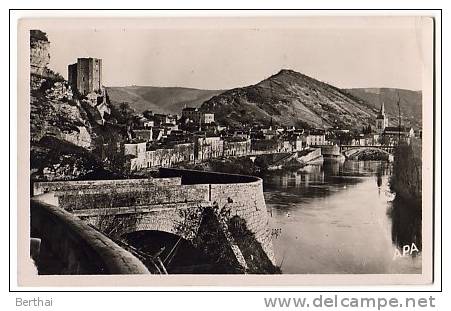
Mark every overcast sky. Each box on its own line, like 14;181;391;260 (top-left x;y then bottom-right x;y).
42;16;428;91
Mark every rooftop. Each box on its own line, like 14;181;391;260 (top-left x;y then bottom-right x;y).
384;126;413;133
182;107;199;112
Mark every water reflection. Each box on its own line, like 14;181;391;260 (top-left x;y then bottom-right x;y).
376;165;383;189
263;160;421;274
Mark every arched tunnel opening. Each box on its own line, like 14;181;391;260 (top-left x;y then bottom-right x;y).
122;230;234;274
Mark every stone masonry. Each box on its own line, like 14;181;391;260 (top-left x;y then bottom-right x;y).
32;169;276;272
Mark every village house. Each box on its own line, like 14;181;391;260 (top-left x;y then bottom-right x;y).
132;129;153;142
166;129;186;141
182;107;215;124
351;133;377;146
161;123;179;133
277;139;294;153
153;113;177;126
181;107;199;121
222;137;251;157
215;124;227;132
169;142;195;163
194;134;224;161
304;129;327;146
151;127;165;141
382;126;415;145
260;127;278;140
124;141;147;157
288;135;305;151
202;113;215;124
251;138;279;154
167;114;178;125
148;124;178;141
134;116;150;128
232;130;250;140
127;141;195;171
143;120;154;128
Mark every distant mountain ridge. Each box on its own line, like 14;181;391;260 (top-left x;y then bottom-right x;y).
106;86;222;115
343;88;422;128
107;70;422;130
199;69;378;129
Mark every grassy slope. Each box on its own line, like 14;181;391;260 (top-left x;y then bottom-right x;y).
343;88;422;128
200;69;378;129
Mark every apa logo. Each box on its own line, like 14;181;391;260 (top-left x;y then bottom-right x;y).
393;243;420;260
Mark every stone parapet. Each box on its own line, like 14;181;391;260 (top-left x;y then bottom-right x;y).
33;177;181;196
31;194;150;274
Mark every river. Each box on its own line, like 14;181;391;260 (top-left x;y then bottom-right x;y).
264;160;422;274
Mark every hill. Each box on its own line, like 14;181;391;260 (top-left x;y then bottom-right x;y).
199;69;379;129
343;88;422;128
106;86;222;115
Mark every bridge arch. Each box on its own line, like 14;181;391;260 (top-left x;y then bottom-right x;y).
89;207;195;242
343;146;393;160
122;230;221;273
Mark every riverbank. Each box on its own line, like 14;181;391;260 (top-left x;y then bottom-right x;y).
178;157;262;176
177;149;324;176
390;139;422;205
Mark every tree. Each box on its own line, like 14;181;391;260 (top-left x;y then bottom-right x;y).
143;110;154;120
119;102;131;119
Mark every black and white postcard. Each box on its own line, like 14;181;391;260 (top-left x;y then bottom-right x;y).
16;14;436;286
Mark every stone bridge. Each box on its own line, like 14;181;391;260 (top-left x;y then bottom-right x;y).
340;145;394;160
32;169;277;274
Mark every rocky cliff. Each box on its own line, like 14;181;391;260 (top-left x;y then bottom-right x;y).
30;30;50;76
30;30;124;181
200;69;378;129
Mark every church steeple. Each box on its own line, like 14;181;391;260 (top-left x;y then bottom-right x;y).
375;102;388;133
377;102;385;118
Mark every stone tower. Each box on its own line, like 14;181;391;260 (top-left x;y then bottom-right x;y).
68;58;102;95
375;102;388;133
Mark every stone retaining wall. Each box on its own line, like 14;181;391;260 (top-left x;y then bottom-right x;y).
159;168;275;264
56;184;209;211
33;177;181;196
210;181;275;265
32;168;276;269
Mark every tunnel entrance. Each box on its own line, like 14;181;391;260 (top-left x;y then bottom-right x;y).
123;230;233;274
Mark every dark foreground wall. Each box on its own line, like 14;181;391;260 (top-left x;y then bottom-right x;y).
31;194;150;274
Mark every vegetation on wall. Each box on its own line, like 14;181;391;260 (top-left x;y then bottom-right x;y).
227;215;281;274
175;204;280;274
